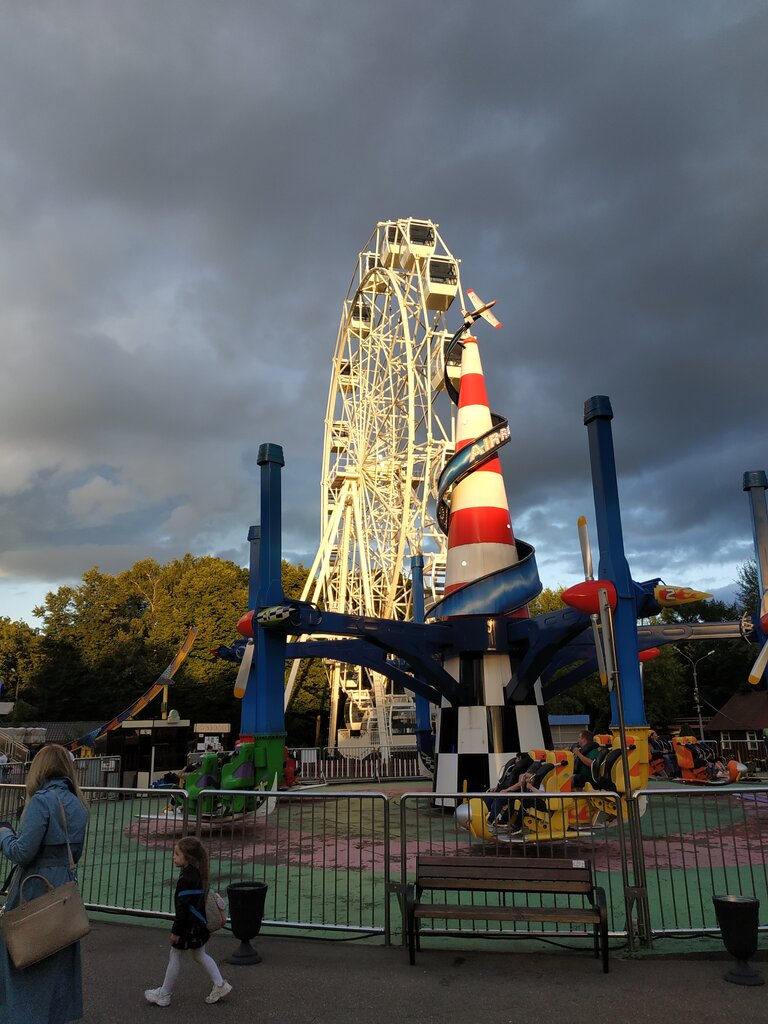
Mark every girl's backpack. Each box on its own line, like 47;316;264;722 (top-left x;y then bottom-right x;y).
184;888;227;932
204;890;226;932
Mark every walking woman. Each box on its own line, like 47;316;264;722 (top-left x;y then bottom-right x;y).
0;744;89;1024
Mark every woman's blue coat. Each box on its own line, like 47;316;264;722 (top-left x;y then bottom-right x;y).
0;777;89;1024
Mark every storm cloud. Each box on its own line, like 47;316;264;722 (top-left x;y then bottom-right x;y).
0;1;765;621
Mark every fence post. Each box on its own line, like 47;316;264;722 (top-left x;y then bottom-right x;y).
625;793;652;948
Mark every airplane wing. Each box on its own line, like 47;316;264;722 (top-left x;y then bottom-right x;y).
466;289;502;329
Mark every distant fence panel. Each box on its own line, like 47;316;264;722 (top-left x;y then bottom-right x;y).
635;785;768;937
4;757;122;792
294;747;422;783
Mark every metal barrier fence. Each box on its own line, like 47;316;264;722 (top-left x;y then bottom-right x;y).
198;789;390;936
398;791;631;945
1;781;767;948
633;786;768;937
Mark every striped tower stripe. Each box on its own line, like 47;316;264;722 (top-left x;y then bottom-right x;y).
445;337;518;596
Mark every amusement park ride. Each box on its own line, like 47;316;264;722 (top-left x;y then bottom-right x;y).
206;217;768;834
73;219;765;827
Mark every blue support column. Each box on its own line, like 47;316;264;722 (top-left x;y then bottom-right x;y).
239;445;287;785
247;524;260;610
240;525;262;736
584;396;647;727
411;556;434;763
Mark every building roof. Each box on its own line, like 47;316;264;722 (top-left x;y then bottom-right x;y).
19;722;104;745
705;692;768;732
548;715;590;725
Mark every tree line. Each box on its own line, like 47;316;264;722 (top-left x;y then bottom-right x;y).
0;556;328;745
0;557;760;745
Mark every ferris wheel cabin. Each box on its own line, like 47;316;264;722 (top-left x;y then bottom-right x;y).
424;256;459;311
348;297;372;336
361;251;387;293
381;223;403;267
398;219;436;270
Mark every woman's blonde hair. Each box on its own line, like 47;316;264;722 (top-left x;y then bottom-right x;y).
175;835;209;890
25;743;88;807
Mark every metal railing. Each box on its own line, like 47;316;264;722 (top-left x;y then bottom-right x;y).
1;781;766;949
0;732;28;764
2;757;121;792
197;789;390;936
293;746;422;783
633;785;768;937
398;791;632;944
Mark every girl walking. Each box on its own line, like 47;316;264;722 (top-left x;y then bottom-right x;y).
145;836;232;1007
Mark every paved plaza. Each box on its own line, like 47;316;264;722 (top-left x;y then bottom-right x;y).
82;918;767;1024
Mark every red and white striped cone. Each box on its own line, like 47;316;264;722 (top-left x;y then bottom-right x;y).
435;336;548;799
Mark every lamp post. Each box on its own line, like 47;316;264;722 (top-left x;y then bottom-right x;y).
675;648;715;741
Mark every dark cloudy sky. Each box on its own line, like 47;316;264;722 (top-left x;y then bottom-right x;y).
0;1;766;624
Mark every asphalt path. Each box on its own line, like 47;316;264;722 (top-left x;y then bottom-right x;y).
81;919;767;1024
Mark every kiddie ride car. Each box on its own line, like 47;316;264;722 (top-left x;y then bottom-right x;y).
456;733;649;843
648;735;745;786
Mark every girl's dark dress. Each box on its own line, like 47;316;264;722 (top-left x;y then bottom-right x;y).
173;864;210;949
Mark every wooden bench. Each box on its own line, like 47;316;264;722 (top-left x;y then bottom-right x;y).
405;854;609;972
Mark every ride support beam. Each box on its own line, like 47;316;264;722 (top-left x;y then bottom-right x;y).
411;556;434;759
240;444;287;788
584;396;647;727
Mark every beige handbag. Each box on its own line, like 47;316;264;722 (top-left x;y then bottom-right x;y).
1;798;90;969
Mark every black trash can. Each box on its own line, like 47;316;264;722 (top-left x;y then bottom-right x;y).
226;881;268;965
713;895;764;986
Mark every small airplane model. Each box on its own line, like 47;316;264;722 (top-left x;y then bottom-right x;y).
462;289;502;330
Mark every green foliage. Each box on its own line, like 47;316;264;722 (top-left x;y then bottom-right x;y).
546;675;611;729
735;559;759;614
15;555;330;738
528;587;566;616
0;616;43;718
24;555;249;725
641;646;687;728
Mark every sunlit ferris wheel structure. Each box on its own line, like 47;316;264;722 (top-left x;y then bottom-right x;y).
287;219;465;755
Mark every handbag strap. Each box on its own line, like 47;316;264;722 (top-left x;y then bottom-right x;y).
55;796;77;874
2;793;76;910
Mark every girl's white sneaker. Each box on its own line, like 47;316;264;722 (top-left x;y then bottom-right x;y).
205;981;233;1004
145;988;171;1007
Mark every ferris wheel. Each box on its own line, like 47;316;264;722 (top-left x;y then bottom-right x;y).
287;219;465;751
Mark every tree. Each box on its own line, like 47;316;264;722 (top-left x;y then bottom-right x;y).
0;617;43;720
735;560;759;615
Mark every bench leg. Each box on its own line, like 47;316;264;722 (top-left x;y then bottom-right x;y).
406;908;417;966
601;919;609;973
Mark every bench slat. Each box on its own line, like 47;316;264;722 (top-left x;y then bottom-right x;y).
417;862;591;881
414;904;600;924
418;877;593;895
417;855;591;870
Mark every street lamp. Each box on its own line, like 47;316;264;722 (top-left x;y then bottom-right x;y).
674;647;716;741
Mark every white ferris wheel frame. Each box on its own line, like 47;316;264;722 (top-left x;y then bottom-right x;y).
286;219;465;751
